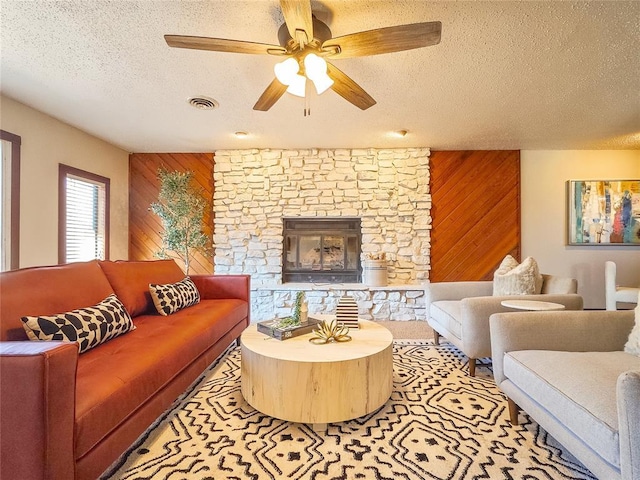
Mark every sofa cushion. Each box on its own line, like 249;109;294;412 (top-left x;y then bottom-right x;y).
150;276;200;316
0;260;115;341
504;350;640;468
73;298;248;459
493;255;543;296
624;295;640;356
21;294;135;353
430;301;462;339
99;260;186;317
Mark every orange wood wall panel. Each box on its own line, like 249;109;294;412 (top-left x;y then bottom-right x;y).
129;153;214;274
430;151;520;282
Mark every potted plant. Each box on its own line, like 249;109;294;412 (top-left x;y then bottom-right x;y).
276;291;308;328
150;169;210;274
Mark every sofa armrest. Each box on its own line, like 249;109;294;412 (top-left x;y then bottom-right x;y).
191;274;251;303
425;281;493;308
618;370;640;480
490;310;635;385
0;341;78;480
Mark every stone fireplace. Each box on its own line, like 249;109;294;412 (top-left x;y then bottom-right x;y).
213;148;432;321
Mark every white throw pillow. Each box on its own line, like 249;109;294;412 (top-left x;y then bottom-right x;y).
493;255;543;296
623;292;640;356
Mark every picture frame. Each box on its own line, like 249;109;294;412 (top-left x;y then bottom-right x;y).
567;180;640;246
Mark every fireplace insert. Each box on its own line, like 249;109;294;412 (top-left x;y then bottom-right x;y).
283;217;361;283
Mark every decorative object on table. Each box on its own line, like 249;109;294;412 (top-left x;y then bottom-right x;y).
256;316;321;340
363;252;388;286
567;179;640;246
150;169;211;274
309;319;352;345
336;295;359;329
257;291;318;340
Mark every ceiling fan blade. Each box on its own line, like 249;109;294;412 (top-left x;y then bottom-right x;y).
326;62;376;110
165;35;286;55
280;0;314;46
253;78;288;111
322;21;441;59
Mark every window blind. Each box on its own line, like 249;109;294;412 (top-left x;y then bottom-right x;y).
65;175;106;262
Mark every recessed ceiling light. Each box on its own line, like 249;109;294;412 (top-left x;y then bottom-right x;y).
234;131;248;138
188;96;219;110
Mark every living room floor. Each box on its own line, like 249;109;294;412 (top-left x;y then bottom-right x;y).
375;320;433;340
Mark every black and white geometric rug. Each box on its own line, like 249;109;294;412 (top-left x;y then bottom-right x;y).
102;341;595;480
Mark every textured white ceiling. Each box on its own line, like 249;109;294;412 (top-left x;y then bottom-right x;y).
1;1;639;152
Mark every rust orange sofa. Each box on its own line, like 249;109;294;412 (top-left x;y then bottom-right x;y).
0;259;250;480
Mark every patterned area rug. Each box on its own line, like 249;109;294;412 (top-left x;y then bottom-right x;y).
102;341;595;480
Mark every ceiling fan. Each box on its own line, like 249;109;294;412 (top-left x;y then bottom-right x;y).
165;0;441;111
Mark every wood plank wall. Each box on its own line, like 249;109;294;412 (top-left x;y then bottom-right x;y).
129;153;214;274
430;151;520;282
128;150;520;280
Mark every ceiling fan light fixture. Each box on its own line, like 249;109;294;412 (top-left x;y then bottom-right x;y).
304;53;333;94
286;74;307;97
311;75;333;95
274;57;300;85
167;1;442;113
303;53;325;78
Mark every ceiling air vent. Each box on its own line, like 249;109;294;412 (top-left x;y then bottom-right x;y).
188;96;219;110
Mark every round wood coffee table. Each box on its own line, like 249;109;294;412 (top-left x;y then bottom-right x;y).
240;319;393;432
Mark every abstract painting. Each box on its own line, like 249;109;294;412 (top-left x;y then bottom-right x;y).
568;180;640;246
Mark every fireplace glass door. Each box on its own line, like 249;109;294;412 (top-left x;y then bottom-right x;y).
283;218;361;283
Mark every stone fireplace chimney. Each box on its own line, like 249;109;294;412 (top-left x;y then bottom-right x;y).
213;148;431;321
213;148;431;286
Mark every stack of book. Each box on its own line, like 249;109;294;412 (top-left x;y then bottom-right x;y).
257;316;322;340
336;295;359;329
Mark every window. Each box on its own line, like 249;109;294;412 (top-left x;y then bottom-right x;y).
0;130;21;272
59;164;110;263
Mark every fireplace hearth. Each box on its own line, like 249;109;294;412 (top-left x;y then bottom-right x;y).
283;217;361;283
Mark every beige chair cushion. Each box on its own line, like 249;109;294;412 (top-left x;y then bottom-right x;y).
504;350;640;468
493;255;543;296
430;301;462;339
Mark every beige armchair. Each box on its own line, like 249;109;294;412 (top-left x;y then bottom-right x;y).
425;274;583;376
490;310;638;480
605;261;640;310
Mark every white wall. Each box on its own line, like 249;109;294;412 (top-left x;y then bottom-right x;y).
521;150;640;309
0;95;130;267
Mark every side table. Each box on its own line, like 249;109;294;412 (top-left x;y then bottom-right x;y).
500;299;566;311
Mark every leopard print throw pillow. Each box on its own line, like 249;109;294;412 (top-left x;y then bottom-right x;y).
149;276;200;316
21;294;135;353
